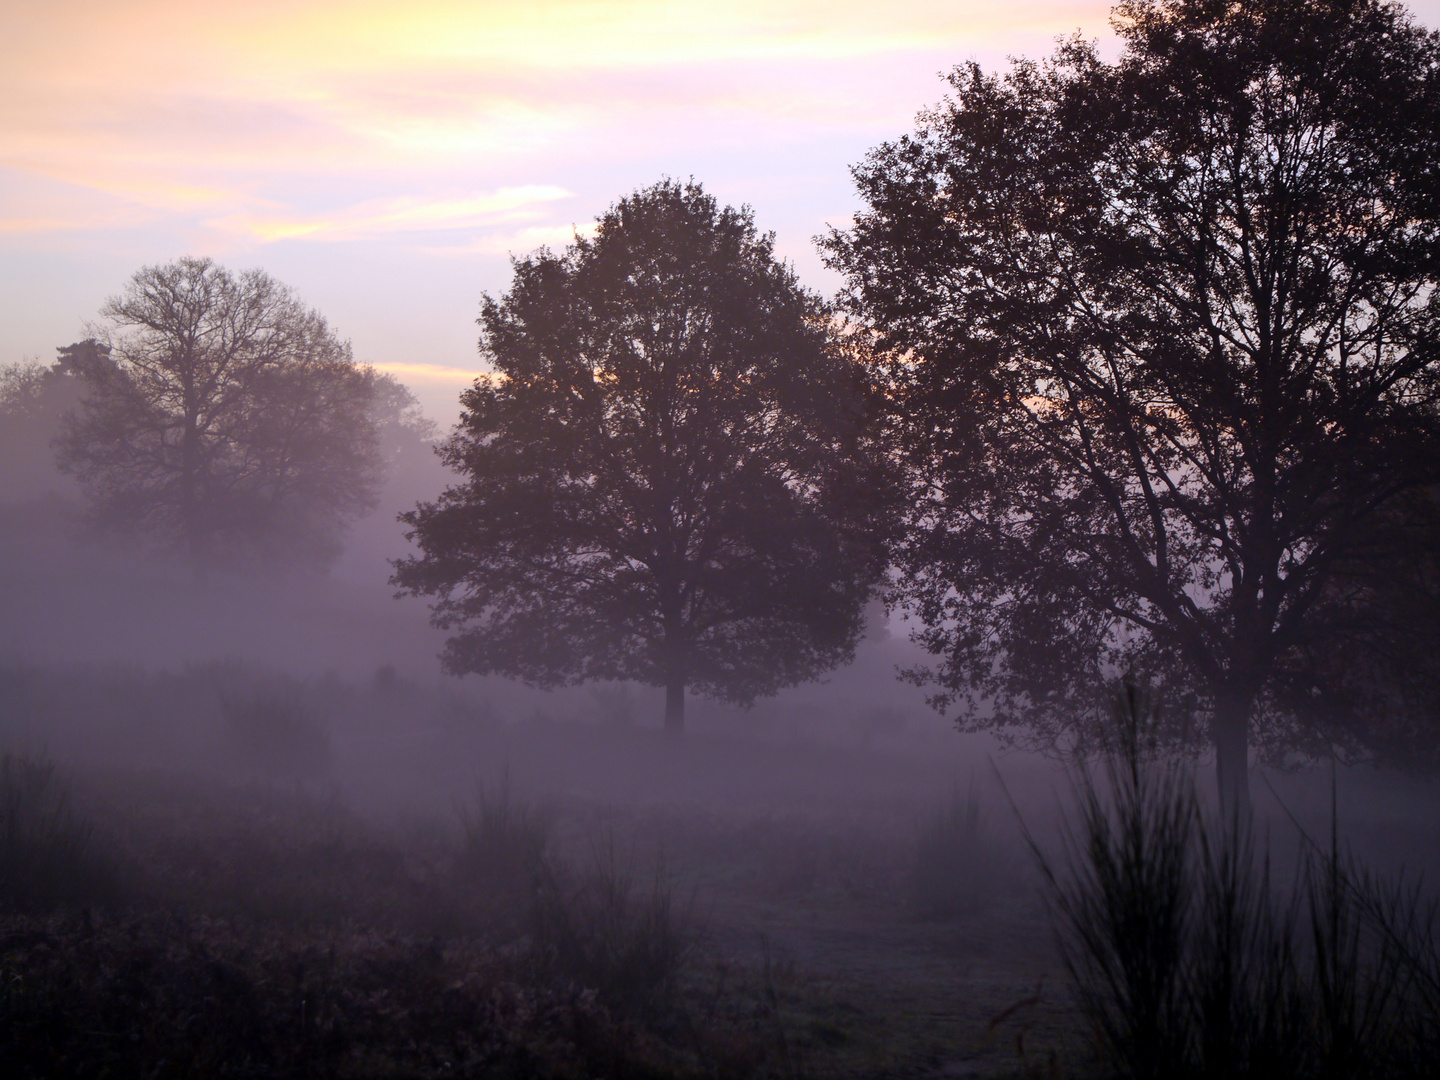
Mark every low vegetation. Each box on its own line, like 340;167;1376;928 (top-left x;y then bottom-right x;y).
0;751;118;913
0;744;963;1079
6;663;1439;1078
1038;684;1440;1079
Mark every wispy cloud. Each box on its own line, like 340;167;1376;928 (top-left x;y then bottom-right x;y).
420;220;599;258
209;185;574;243
0;1;1114;241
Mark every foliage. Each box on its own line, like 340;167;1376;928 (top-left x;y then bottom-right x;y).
1272;487;1440;771
55;258;390;572
824;0;1440;797
395;179;895;729
0;354;85;501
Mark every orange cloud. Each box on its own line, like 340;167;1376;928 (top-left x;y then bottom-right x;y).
372;361;488;383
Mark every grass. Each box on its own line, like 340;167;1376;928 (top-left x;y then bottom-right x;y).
531;839;696;1022
215;670;332;777
910;780;1010;919
1033;681;1440;1079
0;759;722;1078
455;768;553;939
0;912;675;1080
0;751;118;913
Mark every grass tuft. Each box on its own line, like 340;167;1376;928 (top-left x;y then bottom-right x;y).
0;751;118;913
217;677;331;777
531;839;696;1022
455;768;553;938
910;781;1008;919
1034;681;1440;1079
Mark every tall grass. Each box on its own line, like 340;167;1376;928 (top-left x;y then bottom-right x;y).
910;781;1008;919
531;841;695;1020
1037;683;1195;1077
0;751;118;912
454;775;695;1019
455;769;553;938
216;676;331;776
1034;683;1440;1079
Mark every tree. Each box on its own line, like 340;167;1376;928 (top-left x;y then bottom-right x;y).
56;258;387;572
823;0;1440;805
393;180;893;731
0;349;89;501
1271;487;1440;770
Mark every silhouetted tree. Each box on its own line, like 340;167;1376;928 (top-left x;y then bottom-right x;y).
56;258;387;572
0;350;89;501
394;180;893;731
824;0;1440;805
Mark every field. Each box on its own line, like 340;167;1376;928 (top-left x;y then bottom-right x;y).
4;661;1439;1078
0;660;1098;1078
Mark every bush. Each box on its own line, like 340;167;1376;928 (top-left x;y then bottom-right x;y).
0;752;118;912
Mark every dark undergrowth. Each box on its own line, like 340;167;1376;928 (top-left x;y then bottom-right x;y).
0;913;671;1080
0;752;859;1080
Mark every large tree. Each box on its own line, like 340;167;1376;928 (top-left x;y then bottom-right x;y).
824;0;1440;804
394;180;893;731
57;258;387;572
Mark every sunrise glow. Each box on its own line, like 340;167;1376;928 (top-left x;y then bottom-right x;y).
23;0;1420;419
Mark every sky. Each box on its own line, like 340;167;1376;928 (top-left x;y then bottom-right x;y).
4;0;1438;425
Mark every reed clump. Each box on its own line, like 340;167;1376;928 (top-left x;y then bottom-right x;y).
1035;683;1440;1079
0;751;118;913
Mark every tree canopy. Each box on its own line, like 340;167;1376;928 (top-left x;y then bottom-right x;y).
57;258;392;572
394;180;894;730
824;0;1440;802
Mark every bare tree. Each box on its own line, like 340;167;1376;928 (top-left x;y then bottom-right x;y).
57;258;386;572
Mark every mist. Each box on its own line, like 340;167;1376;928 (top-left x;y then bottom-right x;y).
5;353;1439;1079
5;3;1440;1078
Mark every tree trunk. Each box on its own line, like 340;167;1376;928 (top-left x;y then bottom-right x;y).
1213;684;1253;816
181;406;205;582
664;679;685;733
